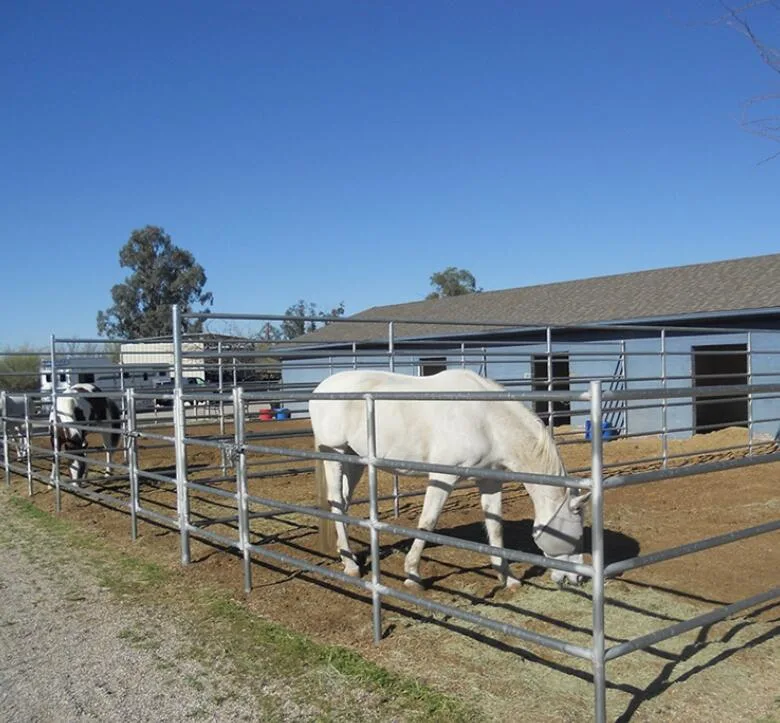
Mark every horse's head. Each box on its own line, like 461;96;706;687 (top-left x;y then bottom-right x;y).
533;490;590;585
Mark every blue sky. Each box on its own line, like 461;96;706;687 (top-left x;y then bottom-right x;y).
1;1;778;348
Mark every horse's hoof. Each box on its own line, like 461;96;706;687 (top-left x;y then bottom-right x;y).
505;579;522;591
403;576;424;591
343;565;362;578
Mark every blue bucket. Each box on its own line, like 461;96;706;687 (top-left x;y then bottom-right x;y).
585;420;617;441
275;408;291;420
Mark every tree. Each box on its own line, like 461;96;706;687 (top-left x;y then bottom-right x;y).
97;226;214;338
280;300;345;340
425;267;482;300
717;1;780;163
0;347;42;392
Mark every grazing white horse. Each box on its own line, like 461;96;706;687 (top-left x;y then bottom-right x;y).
1;394;30;461
309;369;590;589
49;383;122;482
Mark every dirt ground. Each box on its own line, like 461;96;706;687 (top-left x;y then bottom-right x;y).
13;419;780;722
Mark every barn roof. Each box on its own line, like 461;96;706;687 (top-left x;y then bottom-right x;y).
295;253;780;345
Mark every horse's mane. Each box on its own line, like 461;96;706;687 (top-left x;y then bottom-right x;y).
530;421;567;476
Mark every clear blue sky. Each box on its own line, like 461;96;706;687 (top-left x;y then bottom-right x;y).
1;1;778;348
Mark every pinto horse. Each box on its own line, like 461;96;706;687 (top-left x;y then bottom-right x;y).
1;394;31;462
49;383;122;482
309;369;590;589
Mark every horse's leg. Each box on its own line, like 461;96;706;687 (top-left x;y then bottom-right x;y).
403;474;456;589
478;479;521;589
323;456;363;577
102;432;114;476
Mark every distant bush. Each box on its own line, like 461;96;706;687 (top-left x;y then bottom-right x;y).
0;347;42;392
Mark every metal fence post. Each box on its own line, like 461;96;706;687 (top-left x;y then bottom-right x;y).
747;331;754;454
660;329;668;468
234;386;252;593
388;322;395;372
365;393;383;644
24;394;33;496
218;341;227;476
126;388;140;541
620;339;628;434
388;322;400;514
172;305;191;564
118;358;128;463
50;334;61;512
1;391;9;487
589;380;606;723
546;327;554;427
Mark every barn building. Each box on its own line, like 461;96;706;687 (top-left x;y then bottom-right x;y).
280;253;780;439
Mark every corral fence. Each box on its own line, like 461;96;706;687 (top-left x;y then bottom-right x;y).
2;305;780;723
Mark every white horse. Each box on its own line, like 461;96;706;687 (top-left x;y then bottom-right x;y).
49;383;122;482
1;394;31;461
309;369;590;589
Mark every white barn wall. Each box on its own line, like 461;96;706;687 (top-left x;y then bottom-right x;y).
280;328;780;437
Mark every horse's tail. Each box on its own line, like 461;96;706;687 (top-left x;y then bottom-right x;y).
314;439;336;555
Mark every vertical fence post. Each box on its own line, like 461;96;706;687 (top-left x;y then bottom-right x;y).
364;394;383;644
589;380;607;723
747;331;754;455
50;334;61;512
218;341;227;477
546;327;554;428
119;358;127;462
126;388;140;541
24;394;33;496
388;322;399;515
620;339;628;435
660;329;668;468
1;391;9;487
172;305;191;564
388;322;395;372
234;387;252;593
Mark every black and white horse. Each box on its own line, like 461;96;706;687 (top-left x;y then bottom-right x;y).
1;394;30;461
49;383;122;482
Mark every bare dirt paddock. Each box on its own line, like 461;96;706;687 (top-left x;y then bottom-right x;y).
16;422;780;722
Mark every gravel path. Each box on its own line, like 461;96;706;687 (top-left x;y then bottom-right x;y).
0;498;265;722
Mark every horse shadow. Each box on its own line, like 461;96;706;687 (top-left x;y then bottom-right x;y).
382;518;640;582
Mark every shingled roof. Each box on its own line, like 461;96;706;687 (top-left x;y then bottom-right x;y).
296;254;780;345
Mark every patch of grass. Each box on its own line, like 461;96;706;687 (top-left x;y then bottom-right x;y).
196;593;476;722
9;495;73;535
117;626;162;652
94;552;170;596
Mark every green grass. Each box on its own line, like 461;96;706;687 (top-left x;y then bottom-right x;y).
195;592;476;721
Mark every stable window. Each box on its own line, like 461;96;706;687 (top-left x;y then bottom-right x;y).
419;357;447;376
532;354;571;427
692;343;748;433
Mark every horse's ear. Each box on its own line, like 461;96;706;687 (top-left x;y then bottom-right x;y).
569;491;591;511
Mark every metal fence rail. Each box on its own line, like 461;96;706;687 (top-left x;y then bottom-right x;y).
2;307;779;723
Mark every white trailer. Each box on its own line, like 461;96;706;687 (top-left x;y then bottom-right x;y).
40;357;171;407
